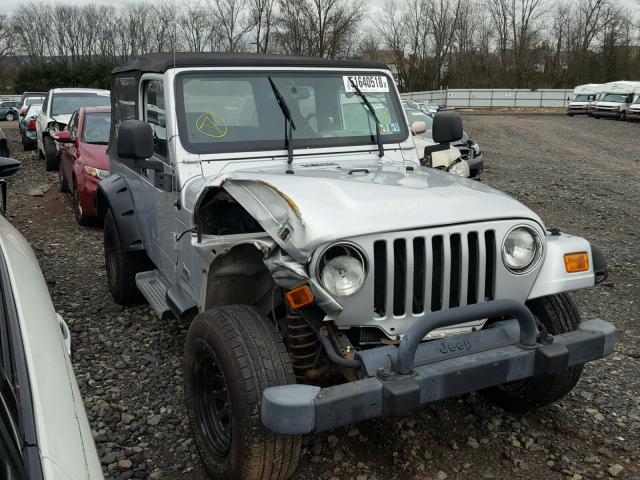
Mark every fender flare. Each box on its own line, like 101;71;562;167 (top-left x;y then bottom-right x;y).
96;175;145;252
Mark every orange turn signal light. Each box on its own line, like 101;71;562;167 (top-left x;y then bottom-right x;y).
564;252;590;273
286;285;314;309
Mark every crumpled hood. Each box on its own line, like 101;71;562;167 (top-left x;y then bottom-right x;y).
52;114;72;126
201;161;543;261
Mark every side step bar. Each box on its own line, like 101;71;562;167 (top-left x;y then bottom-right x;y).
136;271;173;319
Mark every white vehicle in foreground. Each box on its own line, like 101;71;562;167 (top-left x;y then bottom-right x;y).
592;81;640;120
0;157;103;479
625;87;640;121
566;84;601;116
36;88;110;171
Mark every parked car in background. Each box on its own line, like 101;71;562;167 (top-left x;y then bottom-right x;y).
0;157;103;479
56;107;111;225
18;92;46;119
406;107;483;178
403;99;441;114
36;88;110;171
0;127;9;157
625;87;640;121
20;103;42;151
592;80;640;120
0;100;18;110
0;106;18;121
566;84;601;116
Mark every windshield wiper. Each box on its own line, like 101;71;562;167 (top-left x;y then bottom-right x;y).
349;77;384;158
268;76;296;174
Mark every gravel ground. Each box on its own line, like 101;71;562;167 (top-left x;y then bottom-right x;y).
1;114;639;480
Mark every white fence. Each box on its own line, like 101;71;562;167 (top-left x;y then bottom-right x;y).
401;89;574;108
0;95;21;103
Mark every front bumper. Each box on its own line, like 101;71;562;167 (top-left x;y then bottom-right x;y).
261;299;615;434
627;111;640;120
592;110;620;118
567;108;587;115
466;152;483;179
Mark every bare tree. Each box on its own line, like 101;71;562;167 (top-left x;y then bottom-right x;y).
181;0;212;52
214;0;253;52
251;0;276;53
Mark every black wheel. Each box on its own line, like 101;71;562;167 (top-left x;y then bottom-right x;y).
184;305;301;480
484;293;583;411
44;136;58;171
0;141;9;158
567;114;573;117
5;112;15;122
72;179;92;226
103;209;150;304
620;111;626;121
58;162;69;192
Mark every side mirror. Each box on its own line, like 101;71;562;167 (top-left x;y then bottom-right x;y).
54;131;74;143
411;121;427;135
117;120;154;161
431;111;463;144
0;157;20;177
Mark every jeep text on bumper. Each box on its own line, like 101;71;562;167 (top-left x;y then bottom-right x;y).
262;299;615;434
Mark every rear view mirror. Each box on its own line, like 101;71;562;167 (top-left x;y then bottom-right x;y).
0;157;20;177
432;111;463;143
54;131;74;143
0;157;20;214
117;120;154;160
411;121;427;135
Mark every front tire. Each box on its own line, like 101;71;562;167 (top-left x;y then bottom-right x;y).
484;293;583;411
72;179;92;226
184;305;301;480
44;136;58;171
103;209;150;304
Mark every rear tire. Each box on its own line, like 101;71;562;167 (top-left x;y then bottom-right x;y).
484;293;583;411
5;113;15;121
103;209;150;304
184;305;301;480
44;136;58;171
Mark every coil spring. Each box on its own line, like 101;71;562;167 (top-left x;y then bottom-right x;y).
286;312;321;382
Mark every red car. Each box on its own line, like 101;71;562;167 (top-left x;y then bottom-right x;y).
55;107;110;225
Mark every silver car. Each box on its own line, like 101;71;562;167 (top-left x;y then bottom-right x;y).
0;158;103;479
98;53;615;480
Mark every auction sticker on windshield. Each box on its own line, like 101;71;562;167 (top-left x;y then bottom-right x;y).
344;75;389;93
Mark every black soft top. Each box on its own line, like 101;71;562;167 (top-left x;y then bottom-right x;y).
112;52;389;74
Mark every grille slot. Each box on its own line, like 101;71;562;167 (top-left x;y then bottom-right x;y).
373;241;386;316
372;229;498;318
392;239;406;316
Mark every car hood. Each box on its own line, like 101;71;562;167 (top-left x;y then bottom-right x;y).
198;161;543;261
595;102;623;107
52;114;72;126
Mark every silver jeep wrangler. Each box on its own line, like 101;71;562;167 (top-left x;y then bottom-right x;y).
99;53;615;480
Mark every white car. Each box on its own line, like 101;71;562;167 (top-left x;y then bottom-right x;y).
36;88;110;171
0;158;103;479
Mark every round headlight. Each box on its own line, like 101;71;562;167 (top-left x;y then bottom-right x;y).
502;226;543;273
448;159;470;177
318;243;366;297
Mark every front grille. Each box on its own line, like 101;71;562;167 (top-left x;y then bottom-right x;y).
373;229;497;318
457;146;473;161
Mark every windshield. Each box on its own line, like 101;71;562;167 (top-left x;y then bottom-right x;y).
175;71;407;155
51;92;110;116
24;96;45;107
26;105;41;117
573;95;593;102
601;93;629;103
82;112;111;144
405;109;433;129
